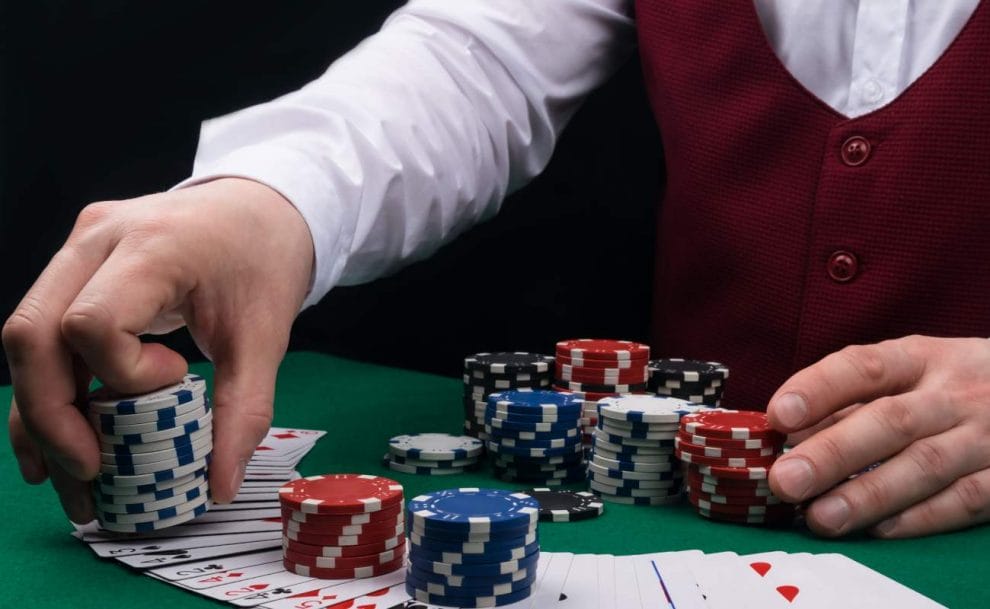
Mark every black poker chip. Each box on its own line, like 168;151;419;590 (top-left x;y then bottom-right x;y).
648;359;729;383
464;352;556;374
520;488;604;522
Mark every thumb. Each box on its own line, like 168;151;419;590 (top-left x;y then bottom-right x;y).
208;346;280;504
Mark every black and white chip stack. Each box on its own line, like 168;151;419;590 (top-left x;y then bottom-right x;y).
647;358;729;407
462;352;554;440
384;433;485;475
588;394;715;505
86;374;213;532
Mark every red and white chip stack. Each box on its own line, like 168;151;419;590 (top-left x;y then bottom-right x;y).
278;474;407;578
552;339;651;455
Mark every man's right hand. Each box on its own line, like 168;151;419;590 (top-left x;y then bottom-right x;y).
3;177;314;523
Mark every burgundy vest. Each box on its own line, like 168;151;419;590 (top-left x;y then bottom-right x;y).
637;1;990;409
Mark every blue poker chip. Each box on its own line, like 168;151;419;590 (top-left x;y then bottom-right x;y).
483;406;578;424
408;540;540;565
406;564;538;596
485;416;579;433
487;440;583;458
409;548;540;577
407;488;539;534
405;581;533;608
484;432;581;450
408;521;535;543
482;424;578;442
486;390;583;414
409;529;537;554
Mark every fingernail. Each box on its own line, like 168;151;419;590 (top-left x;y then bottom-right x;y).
67;493;94;524
872;516;898;537
775;393;808;428
813;496;850;533
18;459;45;483
224;459;247;504
772;457;814;499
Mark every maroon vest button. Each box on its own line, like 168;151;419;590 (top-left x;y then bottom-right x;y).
841;136;872;166
827;250;859;282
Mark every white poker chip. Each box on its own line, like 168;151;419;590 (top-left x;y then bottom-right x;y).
99;454;211;487
99;425;213;455
100;432;213;466
598;395;713;424
87;395;208;428
97;401;211;435
97;491;210;525
95;479;210;514
94;471;208;504
97;497;210;532
98;442;213;476
388;433;484;461
590;452;675;471
87;374;208;414
99;411;213;446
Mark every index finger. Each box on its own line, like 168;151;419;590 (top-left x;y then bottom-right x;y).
766;339;925;433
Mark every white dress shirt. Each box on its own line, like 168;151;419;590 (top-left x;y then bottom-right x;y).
182;0;980;308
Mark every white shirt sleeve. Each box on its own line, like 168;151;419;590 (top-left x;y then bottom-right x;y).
180;0;635;308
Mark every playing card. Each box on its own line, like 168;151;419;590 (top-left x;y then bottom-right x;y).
557;553;598;608
190;570;316;606
597;554;615;609
212;501;280;512
150;548;284;581
80;517;282;542
527;552;573;609
255;428;326;456
258;565;407;609
742;551;835;607
636;551;708;609
84;530;281;557
809;554;948;609
192;507;281;523
172;559;286;590
116;539;282;569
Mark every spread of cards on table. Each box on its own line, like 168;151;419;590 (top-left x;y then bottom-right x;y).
71;340;946;608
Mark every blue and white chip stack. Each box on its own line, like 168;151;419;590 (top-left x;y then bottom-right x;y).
405;488;540;608
589;395;716;505
484;390;586;485
86;374;213;532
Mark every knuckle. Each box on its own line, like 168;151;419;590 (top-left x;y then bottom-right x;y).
2;301;46;354
60;300;114;344
854;475;893;513
72;202;116;232
954;475;990;519
872;395;919;440
906;439;952;486
838;344;887;384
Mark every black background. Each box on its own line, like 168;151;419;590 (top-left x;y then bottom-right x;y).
0;1;663;385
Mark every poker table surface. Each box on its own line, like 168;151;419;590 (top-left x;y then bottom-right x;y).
3;351;987;608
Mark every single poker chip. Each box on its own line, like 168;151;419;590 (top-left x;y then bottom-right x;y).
409;530;538;557
97;401;211;436
588;479;682;498
98;412;213;447
279;474;404;515
409;549;539;577
87;374;208;415
408;562;536;588
95;467;208;496
484;407;577;424
598;395;711;424
555;339;650;361
692;481;776;497
283;552;405;579
285;521;406;546
674;437;779;459
598;425;679;441
686;487;782;506
389;434;484;461
487;440;583;458
588;471;681;490
592;447;676;465
690;463;770;480
687;494;794;516
98;442;213;476
282;502;402;525
694;507;794;526
408;540;539;565
88;396;208;431
486;390;583;415
590;489;683;506
387;453;480;469
492;456;583;473
555;355;646;370
405;581;533;608
687;470;771;488
679;410;784;441
284;515;404;538
484;433;580;450
98;500;209;532
485;415;577;431
283;542;406;570
407;488;539;534
385;459;472;476
405;567;536;598
674;448;777;468
95;480;209;514
409;522;535;543
491;464;586;481
100;425;213;456
595;416;681;432
555;365;649;385
493;451;583;467
97;492;210;524
677;432;782;450
491;472;586;487
97;454;211;487
592;436;674;455
95;471;207;504
521;488;603;522
100;433;212;466
467;380;551;395
649;358;729;382
594;428;677;447
555;380;648;394
283;533;405;558
590;453;675;473
464;352;555;374
587;463;680;483
483;425;578;442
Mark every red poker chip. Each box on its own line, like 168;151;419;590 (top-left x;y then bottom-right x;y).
675;448;777;469
551;388;620;400
279;474;403;515
555;339;650;361
674;437;780;460
283;533;406;558
555;354;648;369
283;514;404;537
686;487;782;506
695;507;794;526
687;469;772;488
676;431;784;451
555;364;649;385
283;552;405;579
679;411;784;441
687;477;775;497
283;542;406;570
688;493;794;516
687;463;770;481
284;521;405;546
281;502;403;525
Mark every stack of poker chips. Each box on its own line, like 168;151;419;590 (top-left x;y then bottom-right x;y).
588;395;715;505
87;374;213;532
383;433;484;475
484;390;586;485
279;474;406;578
677;410;795;525
406;488;540;607
462;352;555;440
647;358;729;407
553;339;651;454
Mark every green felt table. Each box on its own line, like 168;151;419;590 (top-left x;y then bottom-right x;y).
3;351;987;608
